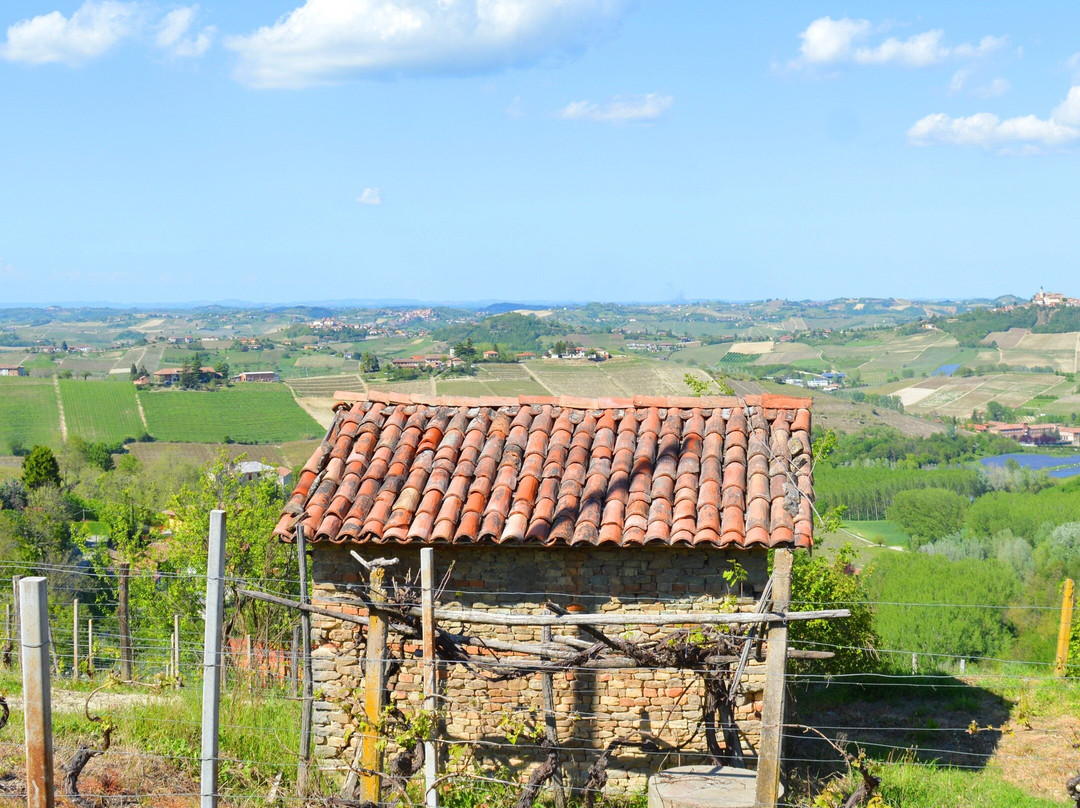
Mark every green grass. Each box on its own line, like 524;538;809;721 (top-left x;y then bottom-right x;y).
58;379;145;443
875;763;1067;807
139;384;322;443
0;377;61;451
839;520;912;547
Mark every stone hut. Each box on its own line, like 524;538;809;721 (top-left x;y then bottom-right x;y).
273;391;814;790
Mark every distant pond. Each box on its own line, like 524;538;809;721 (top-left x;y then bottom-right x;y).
980;453;1080;478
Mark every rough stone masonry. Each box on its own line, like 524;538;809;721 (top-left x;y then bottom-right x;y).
308;543;771;791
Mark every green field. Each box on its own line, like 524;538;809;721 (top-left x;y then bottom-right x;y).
58;380;145;443
842;519;912;547
0;378;61;452
138;384;322;443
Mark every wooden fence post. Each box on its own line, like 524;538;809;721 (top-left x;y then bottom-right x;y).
1055;578;1075;676
72;598;79;681
542;616;566;808
12;575;22;669
290;624;300;699
20;576;55;808
755;548;793;808
117;562;133;680
347;556;394;804
2;602;9;669
296;527;313;795
201;510;227;808
87;618;94;680
421;548;439;808
173;613;181;686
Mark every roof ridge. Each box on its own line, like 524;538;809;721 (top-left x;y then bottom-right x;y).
332;390;812;410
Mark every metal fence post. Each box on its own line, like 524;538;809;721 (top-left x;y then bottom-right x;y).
20;576;55;808
201;510;227;808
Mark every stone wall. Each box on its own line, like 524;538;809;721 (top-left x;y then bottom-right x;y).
309;544;771;791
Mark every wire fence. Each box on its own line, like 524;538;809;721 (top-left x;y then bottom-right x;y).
1;558;1079;808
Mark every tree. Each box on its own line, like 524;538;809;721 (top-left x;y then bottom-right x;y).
0;479;27;511
886;488;969;548
129;363;138;379
361;352;380;373
214;360;230;379
22;445;62;490
789;544;880;673
453;338;477;360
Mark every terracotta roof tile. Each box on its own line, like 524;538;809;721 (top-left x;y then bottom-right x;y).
276;393;814;550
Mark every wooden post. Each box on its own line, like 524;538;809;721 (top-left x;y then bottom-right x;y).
755;548;793;808
173;614;181;686
421;548;439;808
117;562;133;680
542;617;566;808
1055;578;1075;676
201;510;227;808
20;576;55;808
2;602;9;669
296;527;313;795
12;575;22;669
87;618;94;680
357;559;392;804
289;624;300;699
72;598;79;681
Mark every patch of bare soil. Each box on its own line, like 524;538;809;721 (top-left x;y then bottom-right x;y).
993;713;1080;802
0;743;197;807
6;689;163;714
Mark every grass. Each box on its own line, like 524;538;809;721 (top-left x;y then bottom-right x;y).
138;384;322;443
0;377;61;452
839;520;912;547
58;380;145;443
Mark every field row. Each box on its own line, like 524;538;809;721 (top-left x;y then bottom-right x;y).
0;380;323;452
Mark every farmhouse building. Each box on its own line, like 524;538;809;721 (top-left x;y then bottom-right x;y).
275;391;814;789
234;371;278;382
0;365;26;376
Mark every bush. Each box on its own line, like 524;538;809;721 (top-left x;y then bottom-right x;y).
789;545;880;673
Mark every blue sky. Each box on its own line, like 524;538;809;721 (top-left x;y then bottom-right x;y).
1;1;1079;305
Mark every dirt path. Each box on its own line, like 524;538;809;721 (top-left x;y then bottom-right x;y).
7;688;163;714
53;376;67;440
522;363;556;395
135;390;148;430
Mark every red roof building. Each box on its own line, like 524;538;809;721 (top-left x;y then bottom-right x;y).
276;392;813;549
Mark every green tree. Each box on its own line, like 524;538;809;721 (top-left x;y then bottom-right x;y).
790;544;880;673
886;488;969;548
14;484;76;565
360;352;380;373
22;445;62;490
129;363;138;379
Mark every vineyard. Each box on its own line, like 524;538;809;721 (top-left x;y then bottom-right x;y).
0;378;60;452
58;380;145;443
137;384;323;443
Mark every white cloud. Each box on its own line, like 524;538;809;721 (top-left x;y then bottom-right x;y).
557;93;671;123
357;188;382;205
972;77;1010;99
0;0;140;65
225;0;631;89
792;16;1005;70
909;86;1080;152
156;6;214;58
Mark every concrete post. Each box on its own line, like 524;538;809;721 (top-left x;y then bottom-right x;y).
421;548;439;808
72;598;79;681
20;576;55;808
200;510;227;808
